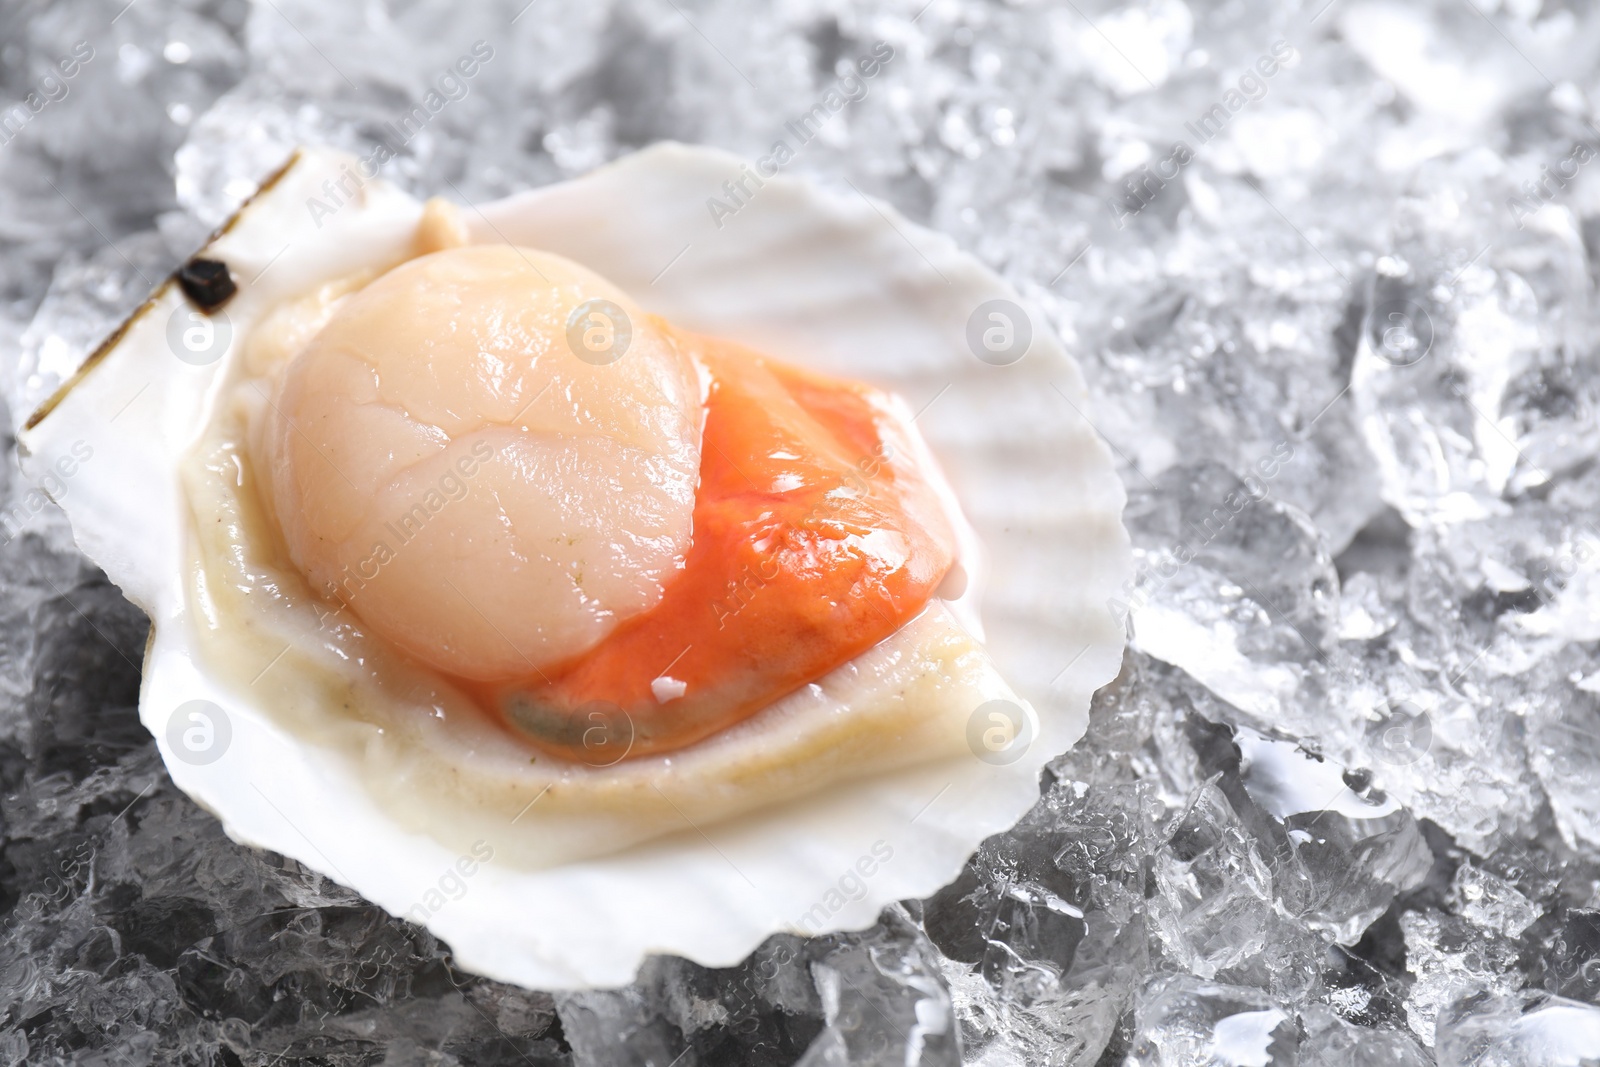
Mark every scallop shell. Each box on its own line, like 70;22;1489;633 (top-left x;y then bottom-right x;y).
18;144;1131;989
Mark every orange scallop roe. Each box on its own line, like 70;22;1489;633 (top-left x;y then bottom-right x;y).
469;332;958;762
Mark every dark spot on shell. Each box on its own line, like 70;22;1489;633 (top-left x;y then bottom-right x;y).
176;257;237;311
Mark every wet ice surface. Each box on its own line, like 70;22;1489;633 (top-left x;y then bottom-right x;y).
4;0;1600;1063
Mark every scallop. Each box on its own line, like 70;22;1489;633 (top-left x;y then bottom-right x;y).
261;244;703;679
17;145;1132;989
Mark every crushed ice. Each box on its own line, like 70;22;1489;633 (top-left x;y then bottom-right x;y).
3;0;1600;1063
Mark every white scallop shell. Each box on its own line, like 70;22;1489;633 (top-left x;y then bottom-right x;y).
18;144;1130;989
